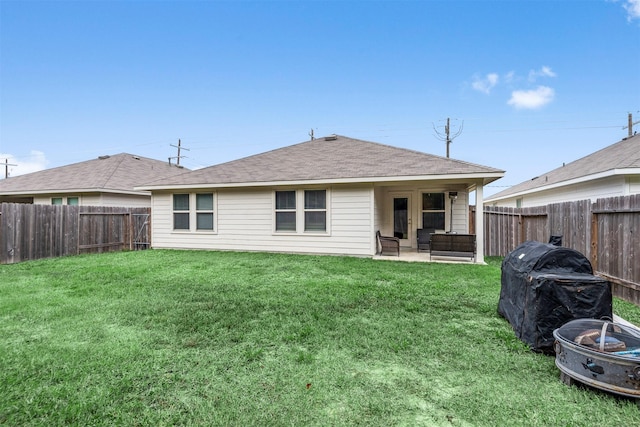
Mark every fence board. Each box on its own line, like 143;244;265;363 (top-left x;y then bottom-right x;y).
0;203;150;264
481;195;640;305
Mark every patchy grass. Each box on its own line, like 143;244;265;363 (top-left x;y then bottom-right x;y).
1;250;639;426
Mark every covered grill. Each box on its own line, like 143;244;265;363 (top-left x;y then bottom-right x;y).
553;319;640;399
498;241;612;352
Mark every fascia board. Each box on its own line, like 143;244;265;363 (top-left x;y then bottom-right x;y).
136;172;505;191
0;188;151;197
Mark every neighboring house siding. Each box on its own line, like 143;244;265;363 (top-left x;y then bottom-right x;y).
33;193;151;207
151;186;374;256
99;193;151;207
629;176;640;194
490;176;628;208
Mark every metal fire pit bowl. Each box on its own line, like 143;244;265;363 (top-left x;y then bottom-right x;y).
553;319;640;399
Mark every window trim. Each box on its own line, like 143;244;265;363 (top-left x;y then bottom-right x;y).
273;188;330;235
195;193;215;231
172;192;217;233
420;192;446;231
274;190;297;233
51;196;80;206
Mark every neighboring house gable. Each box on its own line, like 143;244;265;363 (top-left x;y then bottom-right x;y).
0;153;189;207
485;134;640;207
139;135;505;262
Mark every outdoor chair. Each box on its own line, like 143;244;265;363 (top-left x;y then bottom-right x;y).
376;230;400;256
417;228;435;252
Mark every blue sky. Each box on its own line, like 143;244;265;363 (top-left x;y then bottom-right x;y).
1;0;639;196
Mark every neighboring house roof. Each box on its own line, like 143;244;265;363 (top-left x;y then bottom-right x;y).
485;134;640;202
0;153;189;196
139;135;504;190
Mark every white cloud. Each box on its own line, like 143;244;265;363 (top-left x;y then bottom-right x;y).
0;150;48;178
507;86;555;109
624;0;640;21
472;73;499;94
528;66;556;82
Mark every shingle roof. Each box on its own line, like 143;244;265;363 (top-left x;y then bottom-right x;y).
486;134;640;201
141;135;504;188
0;153;189;195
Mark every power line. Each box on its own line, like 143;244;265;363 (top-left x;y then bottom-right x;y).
432;118;464;158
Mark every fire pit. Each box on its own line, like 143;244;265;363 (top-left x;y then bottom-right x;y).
553;318;640;399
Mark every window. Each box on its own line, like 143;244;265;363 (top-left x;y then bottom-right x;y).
173;193;216;231
173;194;190;230
274;189;329;233
67;197;79;206
422;193;445;230
196;193;214;230
516;198;523;208
275;191;296;231
304;190;326;232
51;197;63;205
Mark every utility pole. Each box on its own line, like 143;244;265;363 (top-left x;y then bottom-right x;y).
622;112;640;137
433;118;464;158
3;158;17;179
169;139;189;166
309;129;315;140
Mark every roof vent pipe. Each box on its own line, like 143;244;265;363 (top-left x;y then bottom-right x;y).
324;134;338;141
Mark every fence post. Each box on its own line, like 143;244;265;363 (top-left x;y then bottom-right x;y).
590;209;598;272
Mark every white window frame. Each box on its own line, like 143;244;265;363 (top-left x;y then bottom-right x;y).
273;188;330;235
172;192;217;233
51;196;80;206
195;193;215;231
420;192;446;231
274;190;297;233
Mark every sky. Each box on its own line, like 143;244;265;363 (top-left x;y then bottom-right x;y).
1;0;639;197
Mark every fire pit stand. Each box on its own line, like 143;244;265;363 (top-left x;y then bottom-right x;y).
553;318;640;401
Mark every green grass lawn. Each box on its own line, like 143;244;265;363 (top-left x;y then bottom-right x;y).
1;250;639;426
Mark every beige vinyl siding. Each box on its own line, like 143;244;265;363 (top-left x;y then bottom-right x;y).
629;175;640;194
450;192;469;233
150;186;374;256
514;176;627;207
33;193;151;207
98;193;151;207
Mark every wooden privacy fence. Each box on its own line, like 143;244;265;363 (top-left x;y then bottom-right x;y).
475;194;640;305
0;203;151;264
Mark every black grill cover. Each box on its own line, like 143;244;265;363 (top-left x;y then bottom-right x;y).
498;241;612;352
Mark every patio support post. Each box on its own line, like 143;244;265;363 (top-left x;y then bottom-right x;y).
475;183;485;263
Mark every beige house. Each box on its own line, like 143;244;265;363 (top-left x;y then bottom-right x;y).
0;153;188;207
138;135;504;262
485;134;640;208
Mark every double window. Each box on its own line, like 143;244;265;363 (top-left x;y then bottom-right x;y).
173;193;215;231
51;196;79;206
275;189;328;233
